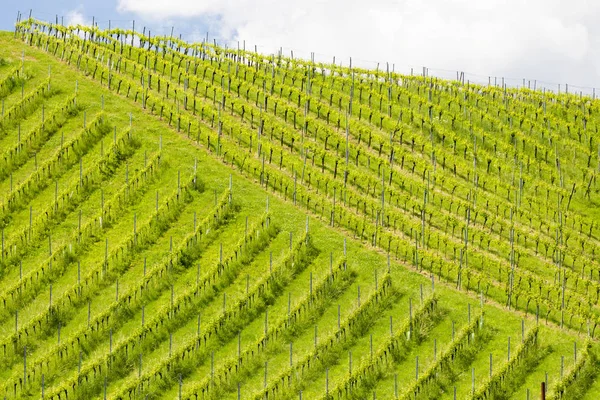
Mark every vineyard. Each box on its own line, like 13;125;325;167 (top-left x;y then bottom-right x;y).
0;16;597;399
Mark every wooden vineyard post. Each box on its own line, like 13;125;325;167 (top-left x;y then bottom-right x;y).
345;112;349;187
541;382;546;400
409;298;413;339
104;238;108;276
197;314;201;348
415;231;419;272
264;361;268;390
349;350;352;374
415;355;419;380
23;345;26;387
264;308;268;347
178;374;182;400
173;285;177;317
293;171;297;205
468;303;471;323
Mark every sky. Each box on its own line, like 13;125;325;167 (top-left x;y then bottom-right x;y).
2;0;600;94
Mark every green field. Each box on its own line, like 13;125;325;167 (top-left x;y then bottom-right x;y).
0;18;598;399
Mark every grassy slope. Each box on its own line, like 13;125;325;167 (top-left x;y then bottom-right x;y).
0;28;596;400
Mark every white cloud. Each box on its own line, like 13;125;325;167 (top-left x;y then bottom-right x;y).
65;8;90;27
117;0;600;90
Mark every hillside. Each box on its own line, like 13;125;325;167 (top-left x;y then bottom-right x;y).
0;18;598;399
